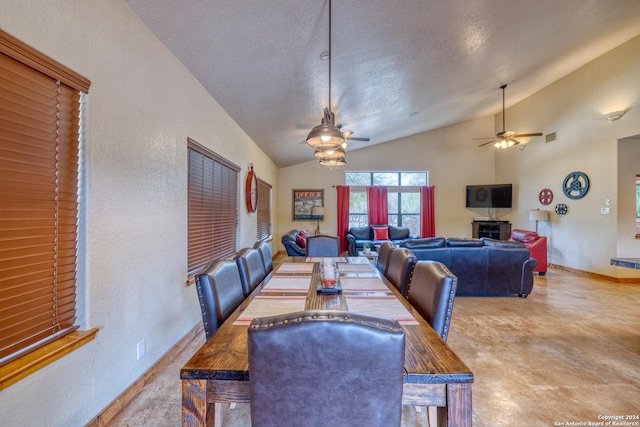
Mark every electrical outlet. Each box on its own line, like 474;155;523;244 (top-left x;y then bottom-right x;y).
137;339;146;360
605;199;611;206
601;207;610;215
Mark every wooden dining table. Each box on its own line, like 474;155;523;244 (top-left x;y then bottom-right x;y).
181;256;474;426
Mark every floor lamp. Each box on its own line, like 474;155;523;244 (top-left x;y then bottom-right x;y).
311;206;324;235
529;209;549;233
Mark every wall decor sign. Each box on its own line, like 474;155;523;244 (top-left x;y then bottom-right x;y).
292;189;324;221
562;171;590;199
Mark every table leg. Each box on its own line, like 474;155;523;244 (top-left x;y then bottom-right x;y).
182;379;207;427
438;383;472;427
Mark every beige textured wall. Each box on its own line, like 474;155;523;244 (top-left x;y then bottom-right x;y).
494;35;640;278
0;1;277;426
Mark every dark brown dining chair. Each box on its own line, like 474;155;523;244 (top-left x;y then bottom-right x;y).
305;234;340;257
385;248;417;297
235;248;267;297
194;260;245;340
376;241;394;274
408;260;458;342
248;310;405;427
253;240;274;276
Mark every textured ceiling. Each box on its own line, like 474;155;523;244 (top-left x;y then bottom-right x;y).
125;0;640;167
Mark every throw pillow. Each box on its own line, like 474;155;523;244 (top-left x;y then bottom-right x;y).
296;232;307;248
372;226;389;240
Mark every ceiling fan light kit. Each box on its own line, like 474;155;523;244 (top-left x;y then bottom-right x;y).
476;84;543;149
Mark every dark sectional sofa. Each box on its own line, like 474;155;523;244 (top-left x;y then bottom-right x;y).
401;237;537;297
346;225;416;256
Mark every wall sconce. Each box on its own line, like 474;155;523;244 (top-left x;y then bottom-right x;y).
605;110;626;121
311;206;325;235
529;209;549;233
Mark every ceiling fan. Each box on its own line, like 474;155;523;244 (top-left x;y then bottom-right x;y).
337;123;370;143
475;84;542;148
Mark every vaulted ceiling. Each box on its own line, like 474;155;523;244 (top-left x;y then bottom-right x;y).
125;0;640;167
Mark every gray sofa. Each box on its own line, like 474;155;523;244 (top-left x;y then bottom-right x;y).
346;225;416;256
401;237;537;297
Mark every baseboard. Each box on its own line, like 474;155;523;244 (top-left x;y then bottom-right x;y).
549;264;640;283
85;322;205;427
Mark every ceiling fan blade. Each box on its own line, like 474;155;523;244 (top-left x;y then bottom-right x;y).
472;137;494;140
478;139;497;147
346;137;370;142
513;133;543;138
508;137;521;146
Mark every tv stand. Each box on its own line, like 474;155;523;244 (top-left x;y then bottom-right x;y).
472;220;511;240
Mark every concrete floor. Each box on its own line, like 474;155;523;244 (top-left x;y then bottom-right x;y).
109;268;640;426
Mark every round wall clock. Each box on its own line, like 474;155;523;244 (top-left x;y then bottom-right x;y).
562;171;590;199
555;203;568;216
538;188;553;205
245;164;258;213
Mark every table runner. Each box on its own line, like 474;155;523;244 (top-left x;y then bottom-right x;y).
261;276;311;292
233;296;307;325
276;262;314;273
339;277;390;292
344;295;419;325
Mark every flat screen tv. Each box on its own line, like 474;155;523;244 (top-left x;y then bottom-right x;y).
466;184;513;208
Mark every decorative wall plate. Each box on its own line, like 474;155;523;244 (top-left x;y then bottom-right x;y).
538;188;553;205
555;203;568;216
562;171;589;199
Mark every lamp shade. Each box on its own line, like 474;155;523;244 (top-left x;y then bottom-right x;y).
529;210;549;221
306;123;344;150
311;206;325;217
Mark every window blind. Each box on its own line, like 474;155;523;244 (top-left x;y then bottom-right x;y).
187;139;240;275
0;29;89;366
256;178;272;241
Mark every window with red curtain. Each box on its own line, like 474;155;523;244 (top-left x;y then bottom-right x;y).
420;186;436;237
336;186;350;253
366;186;388;225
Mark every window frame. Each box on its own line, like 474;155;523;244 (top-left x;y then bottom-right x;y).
0;29;95;388
345;171;428;236
256;178;272;242
187;138;240;280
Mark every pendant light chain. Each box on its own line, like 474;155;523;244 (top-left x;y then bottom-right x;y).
328;0;332;113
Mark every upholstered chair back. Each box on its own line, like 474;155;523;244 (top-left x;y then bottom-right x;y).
253;240;274;276
408;260;458;342
194;260;245;340
248;310;405;427
385;248;417;297
235;248;267;297
376;241;395;274
305;235;340;257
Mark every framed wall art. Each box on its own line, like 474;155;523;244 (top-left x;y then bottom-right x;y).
292;189;324;220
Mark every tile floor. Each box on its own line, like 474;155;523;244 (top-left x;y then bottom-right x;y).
109;268;640;426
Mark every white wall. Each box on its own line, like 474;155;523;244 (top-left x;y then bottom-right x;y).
277;117;496;251
617;137;640;260
0;1;278;426
494;35;640;278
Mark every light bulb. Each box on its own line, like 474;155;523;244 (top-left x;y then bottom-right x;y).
321;135;331;142
326;149;334;155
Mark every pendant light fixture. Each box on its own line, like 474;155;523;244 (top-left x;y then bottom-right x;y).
307;0;346;168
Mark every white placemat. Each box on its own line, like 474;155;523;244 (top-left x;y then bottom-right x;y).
233;296;307;325
339;277;390;292
337;262;375;273
344;295;418;325
261;276;311;292
276;263;314;273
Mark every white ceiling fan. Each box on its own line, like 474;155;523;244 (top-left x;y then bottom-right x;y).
475;84;542;148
